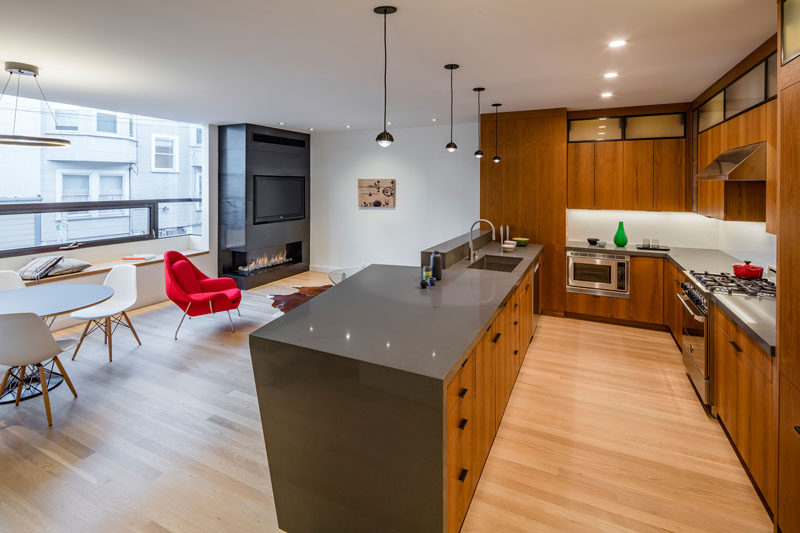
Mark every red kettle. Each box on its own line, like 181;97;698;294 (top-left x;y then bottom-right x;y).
733;260;764;279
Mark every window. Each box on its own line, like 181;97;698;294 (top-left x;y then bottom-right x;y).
96;112;117;134
725;63;765;119
625;113;685;140
152;134;178;172
0;95;205;257
54;109;79;131
568;117;623;142
698;92;724;132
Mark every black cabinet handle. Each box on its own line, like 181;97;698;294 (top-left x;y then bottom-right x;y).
461;357;469;368
492;333;501;343
514;303;519;309
525;284;530;290
458;388;468;398
729;340;742;353
795;425;800;436
513;320;519;325
458;418;468;430
458;469;468;482
513;350;518;355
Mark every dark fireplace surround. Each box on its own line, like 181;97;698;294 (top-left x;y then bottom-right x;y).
218;124;310;290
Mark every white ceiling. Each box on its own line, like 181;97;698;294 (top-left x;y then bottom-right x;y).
0;0;775;132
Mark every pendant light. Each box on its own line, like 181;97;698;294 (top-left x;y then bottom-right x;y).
374;6;397;148
0;62;70;147
491;103;501;163
472;87;485;158
444;64;459;152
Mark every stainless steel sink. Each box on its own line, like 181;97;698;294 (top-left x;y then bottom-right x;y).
467;255;523;272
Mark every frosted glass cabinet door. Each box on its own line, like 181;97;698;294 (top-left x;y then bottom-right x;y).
783;0;800;64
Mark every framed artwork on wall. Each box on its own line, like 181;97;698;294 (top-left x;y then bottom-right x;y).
358;179;395;208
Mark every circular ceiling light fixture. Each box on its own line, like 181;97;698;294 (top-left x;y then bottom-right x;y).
374;6;397;148
444;64;459;152
0;62;71;147
491;103;502;163
473;87;485;159
608;40;627;48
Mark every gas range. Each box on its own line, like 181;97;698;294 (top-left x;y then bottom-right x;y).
686;271;776;299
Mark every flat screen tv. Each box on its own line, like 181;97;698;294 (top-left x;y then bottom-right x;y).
253;175;305;224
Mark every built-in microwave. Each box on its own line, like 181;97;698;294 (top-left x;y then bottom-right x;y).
566;251;630;298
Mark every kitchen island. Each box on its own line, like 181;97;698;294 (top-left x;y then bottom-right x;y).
249;241;542;532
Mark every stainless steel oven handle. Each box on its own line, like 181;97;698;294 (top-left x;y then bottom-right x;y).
676;293;705;322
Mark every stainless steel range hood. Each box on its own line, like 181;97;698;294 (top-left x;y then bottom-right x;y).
696;141;766;181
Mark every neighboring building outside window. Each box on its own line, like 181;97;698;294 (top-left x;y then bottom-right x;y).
194;167;203;211
55;109;79;131
152;134;179;172
191;126;203;146
96;112;117;134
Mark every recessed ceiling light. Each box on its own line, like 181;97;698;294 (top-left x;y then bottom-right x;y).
432;118;437;122
345;125;351;129
279;122;286;125
598;132;606;135
608;40;627;48
601;92;613;98
604;72;618;79
599;125;606;129
309;128;315;131
599;117;607;121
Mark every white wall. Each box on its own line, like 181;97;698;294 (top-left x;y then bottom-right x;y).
567;209;777;268
310;123;480;271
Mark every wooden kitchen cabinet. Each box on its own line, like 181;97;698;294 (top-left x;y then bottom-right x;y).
473;327;496;474
698;122;724;172
622;140;655;211
714;322;739;443
510;289;522;378
778;375;800;532
697;180;766;222
628;256;663;324
594;141;624;209
494;301;514;425
654;138;686;211
663;260;684;347
766;99;778;234
567;142;595;209
446;353;476;532
518;266;534;361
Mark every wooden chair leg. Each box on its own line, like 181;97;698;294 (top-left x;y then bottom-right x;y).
38;365;52;427
122;312;141;345
53;357;77;398
15;366;26;406
104;319;108;344
0;368;11;401
107;317;112;362
72;321;92;360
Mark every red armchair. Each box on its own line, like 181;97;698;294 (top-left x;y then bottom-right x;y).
164;251;242;339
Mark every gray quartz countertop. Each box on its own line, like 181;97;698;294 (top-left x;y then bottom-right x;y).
251;242;543;381
567;240;776;355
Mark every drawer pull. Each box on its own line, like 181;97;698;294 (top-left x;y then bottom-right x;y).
513;350;518;355
458;469;468;482
795;425;800;436
513;320;519;325
458;388;468;398
492;333;501;343
729;340;742;353
514;303;519;309
458;418;468;430
461;357;469;368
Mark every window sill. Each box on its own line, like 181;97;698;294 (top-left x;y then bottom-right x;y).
23;249;209;286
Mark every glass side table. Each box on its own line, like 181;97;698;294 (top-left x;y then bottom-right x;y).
328;266;365;285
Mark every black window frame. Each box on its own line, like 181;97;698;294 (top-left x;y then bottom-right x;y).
0;197;200;259
696;51;778;134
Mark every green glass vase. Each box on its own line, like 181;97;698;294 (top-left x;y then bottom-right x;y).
613;221;628;247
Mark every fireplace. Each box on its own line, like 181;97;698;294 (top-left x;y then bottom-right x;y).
222;242;303;290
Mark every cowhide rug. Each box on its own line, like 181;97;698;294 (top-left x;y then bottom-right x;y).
270;285;332;313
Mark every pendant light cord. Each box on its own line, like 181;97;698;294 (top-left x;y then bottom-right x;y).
494;106;498;154
0;72;12;102
34;75;61;128
477;91;481;147
12;74;21;135
449;69;454;143
382;12;388;131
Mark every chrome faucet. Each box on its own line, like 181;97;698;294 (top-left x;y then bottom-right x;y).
469;219;496;261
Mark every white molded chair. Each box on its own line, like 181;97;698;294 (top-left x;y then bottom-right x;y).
70;264;141;362
0;313;78;426
0;270;24;291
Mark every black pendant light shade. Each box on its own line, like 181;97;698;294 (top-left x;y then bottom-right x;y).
473;87;485;158
444;64;459;152
375;6;397;148
0;62;71;147
491;103;501;163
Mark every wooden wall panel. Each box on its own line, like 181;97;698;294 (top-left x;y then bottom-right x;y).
697;181;724;219
480;109;567;314
567;143;595;209
622;140;654;211
594;141;624;210
766;99;778;234
697;123;724;172
723;104;766;151
654;138;686;211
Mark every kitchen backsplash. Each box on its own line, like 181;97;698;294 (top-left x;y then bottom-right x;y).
567;210;777;269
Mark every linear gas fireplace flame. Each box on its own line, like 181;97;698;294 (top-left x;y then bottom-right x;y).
238;249;291;273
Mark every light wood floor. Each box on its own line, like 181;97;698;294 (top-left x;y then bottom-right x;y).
0;272;772;532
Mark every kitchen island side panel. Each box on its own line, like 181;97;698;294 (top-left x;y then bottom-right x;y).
250;336;444;533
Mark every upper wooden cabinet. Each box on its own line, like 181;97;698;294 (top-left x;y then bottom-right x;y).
568;138;687;212
695;102;774;225
622;140;654;211
567;142;595;209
